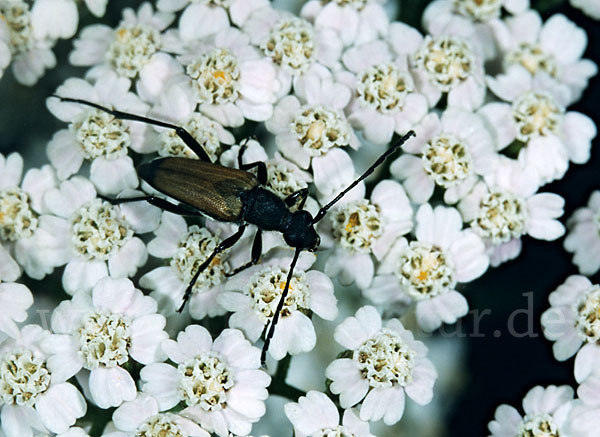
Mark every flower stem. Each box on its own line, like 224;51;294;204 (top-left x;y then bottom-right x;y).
533;0;567;13
269;354;306;401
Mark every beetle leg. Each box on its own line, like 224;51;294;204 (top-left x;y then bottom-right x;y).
237;140;268;185
51;96;213;162
225;229;262;277
284;188;309;210
100;194;203;216
239;160;267;185
178;225;247;313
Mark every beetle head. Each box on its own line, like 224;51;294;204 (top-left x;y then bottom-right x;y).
283;210;320;251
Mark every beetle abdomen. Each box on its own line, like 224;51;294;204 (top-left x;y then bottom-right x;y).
138;158;259;222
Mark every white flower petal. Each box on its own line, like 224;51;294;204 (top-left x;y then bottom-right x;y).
449;231;488;282
360;386;405;425
0;152;23;188
90;156;139;196
284;391;339;435
404;358;436;405
306;270;337;320
89;366;136;408
1;404;37;437
0;283;33;337
416;204;462;250
108;237;148;278
268;312;316;360
46;130;84;180
62;258;108;295
112;393;158;432
139;363;181;410
574;343;600;383
0;245;20;282
35;383;86;433
129;314;168;364
32;0;77;40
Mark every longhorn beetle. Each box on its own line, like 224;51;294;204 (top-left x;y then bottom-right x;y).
52;95;415;365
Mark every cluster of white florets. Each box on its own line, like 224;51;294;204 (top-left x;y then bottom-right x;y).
0;0;598;436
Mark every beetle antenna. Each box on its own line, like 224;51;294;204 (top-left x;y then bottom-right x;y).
50;95;212;162
261;248;302;367
312;130;415;224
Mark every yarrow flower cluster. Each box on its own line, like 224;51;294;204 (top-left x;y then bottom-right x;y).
0;0;598;435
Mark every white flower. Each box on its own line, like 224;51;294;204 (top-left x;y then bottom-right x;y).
320;179;413;289
0;152;57;280
325;306;437;425
479;89;596;185
140;325;271;437
301;0;389;47
488;385;574;437
541;275;600;362
240;7;343;95
69;2;175;81
0;325;87;436
341;38;429;145
411;33;486;111
31;0;78;40
173;26;281;127
564;191;600;276
21;176;158;294
218;252;337;360
265;63;358;172
422;0;529;60
458;157;564;266
252;13;319;74
390;108;497;204
487;385;574;437
489;11;597;105
570;0;600;19
42;277;168;408
365;204;489;332
0;0;57;86
284;391;375;437
140;212;250;319
0;282;32;338
104;393;210;437
47;73;153;194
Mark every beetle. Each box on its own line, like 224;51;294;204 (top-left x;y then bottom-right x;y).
52;95;415;365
